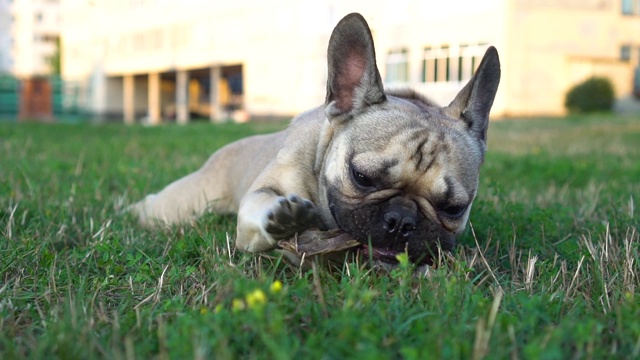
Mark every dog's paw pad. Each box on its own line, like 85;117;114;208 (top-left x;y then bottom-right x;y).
264;195;318;239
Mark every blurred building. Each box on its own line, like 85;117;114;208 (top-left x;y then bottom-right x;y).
10;0;61;77
0;0;61;121
60;0;640;123
0;0;12;73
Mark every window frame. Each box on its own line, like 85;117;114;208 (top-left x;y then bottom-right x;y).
421;43;489;84
621;44;632;62
385;48;410;83
622;0;640;15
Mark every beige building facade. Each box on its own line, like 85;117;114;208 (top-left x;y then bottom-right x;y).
10;0;61;77
60;0;640;123
0;0;13;73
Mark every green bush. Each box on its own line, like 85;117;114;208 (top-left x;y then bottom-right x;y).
564;77;614;113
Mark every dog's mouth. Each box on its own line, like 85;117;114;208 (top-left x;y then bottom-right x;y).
355;243;432;266
355;244;399;264
326;201;435;266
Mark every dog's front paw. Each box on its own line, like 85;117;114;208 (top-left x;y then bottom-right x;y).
264;195;318;240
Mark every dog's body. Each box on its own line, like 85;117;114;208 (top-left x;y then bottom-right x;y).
133;13;500;265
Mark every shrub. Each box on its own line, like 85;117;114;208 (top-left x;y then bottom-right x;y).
564;77;614;113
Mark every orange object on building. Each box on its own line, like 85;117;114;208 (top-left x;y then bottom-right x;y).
19;78;53;122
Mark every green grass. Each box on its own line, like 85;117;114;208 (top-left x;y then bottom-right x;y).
1;114;639;359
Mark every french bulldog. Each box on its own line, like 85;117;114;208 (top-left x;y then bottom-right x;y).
132;13;501;266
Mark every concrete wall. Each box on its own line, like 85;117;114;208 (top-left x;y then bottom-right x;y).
502;0;640;116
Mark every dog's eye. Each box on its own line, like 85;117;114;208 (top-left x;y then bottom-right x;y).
351;167;374;188
439;205;467;219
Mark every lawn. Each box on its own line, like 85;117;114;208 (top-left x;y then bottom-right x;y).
1;114;639;359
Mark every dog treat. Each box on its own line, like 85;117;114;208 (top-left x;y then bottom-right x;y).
278;229;361;257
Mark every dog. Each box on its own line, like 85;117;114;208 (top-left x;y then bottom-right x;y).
132;13;500;266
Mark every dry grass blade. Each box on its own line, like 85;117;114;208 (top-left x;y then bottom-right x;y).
473;288;504;360
470;222;502;292
3;202;19;240
135;265;170;309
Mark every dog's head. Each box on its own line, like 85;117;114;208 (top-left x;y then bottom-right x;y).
316;13;500;265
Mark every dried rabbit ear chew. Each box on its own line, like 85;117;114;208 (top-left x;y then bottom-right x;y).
278;229;432;278
277;229;360;258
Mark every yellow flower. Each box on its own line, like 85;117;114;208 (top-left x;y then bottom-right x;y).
200;307;208;315
232;298;246;312
270;280;283;294
214;304;223;314
245;289;267;308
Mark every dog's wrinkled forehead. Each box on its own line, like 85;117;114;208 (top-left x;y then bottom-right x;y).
346;100;478;153
341;102;485;189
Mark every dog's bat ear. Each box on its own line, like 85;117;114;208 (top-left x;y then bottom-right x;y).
325;13;386;119
445;46;501;147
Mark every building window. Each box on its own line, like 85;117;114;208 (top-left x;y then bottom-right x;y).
622;0;640;15
621;45;631;61
41;34;58;43
386;49;409;83
35;12;43;23
422;44;488;83
422;46;449;83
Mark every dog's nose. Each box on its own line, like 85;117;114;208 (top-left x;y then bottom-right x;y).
383;212;417;237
